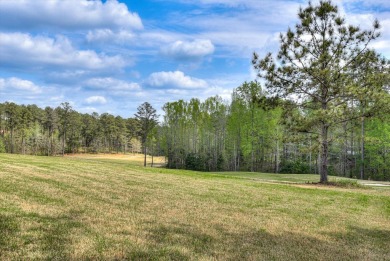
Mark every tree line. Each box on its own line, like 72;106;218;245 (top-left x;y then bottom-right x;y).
160;84;390;181
0;102;143;156
1;80;390;182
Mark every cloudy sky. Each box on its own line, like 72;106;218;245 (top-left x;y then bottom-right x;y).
0;0;389;117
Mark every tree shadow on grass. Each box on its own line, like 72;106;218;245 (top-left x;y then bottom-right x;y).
0;213;20;257
2;210;389;260
133;222;390;261
38;210;83;260
119;223;202;261
324;226;390;260
0;209;83;260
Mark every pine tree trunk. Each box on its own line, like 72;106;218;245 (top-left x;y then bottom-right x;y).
276;138;280;173
10;127;14;154
22;136;25;155
360;116;365;180
309;136;312;174
151;142;154;167
251;108;254;172
143;143;147;167
343;122;347;177
62;133;65;156
350;123;355;178
320;123;329;183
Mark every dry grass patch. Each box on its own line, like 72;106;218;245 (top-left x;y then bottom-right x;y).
65;153;166;165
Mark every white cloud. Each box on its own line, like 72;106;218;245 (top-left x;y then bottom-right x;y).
169;1;389;59
129;71;141;79
85;96;107;104
85;77;141;91
78;106;99;114
162;2;300;57
0;33;126;70
0;0;143;31
49;96;65;102
174;0;274;8
346;13;378;30
46;70;90;84
161;39;215;60
147;71;208;89
337;0;390;9
198;31;275;57
138;30;187;46
180;0;390;10
86;29;135;44
0;77;41;93
372;40;390;50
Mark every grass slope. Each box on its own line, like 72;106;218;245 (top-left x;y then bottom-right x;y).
0;154;389;260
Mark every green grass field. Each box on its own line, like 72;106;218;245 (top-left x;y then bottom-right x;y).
0;154;389;260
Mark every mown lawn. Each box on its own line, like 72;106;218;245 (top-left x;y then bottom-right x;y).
0;153;389;260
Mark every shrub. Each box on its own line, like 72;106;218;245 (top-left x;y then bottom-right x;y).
279;160;310;174
0;137;6;153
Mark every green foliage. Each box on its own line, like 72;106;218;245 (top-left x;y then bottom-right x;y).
135;102;158;144
0;101;144;156
162;96;228;171
185;153;205;171
280;160;310;174
0;137;6;153
135;102;158;167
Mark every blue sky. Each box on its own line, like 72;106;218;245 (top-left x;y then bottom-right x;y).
0;0;389;117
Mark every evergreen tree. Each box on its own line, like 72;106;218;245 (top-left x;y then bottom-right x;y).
252;0;389;183
56;102;73;156
135;102;158;167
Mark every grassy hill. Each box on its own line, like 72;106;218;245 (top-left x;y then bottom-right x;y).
0;154;389;260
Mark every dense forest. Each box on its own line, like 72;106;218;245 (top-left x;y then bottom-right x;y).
0;102;144;156
1;1;389;181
